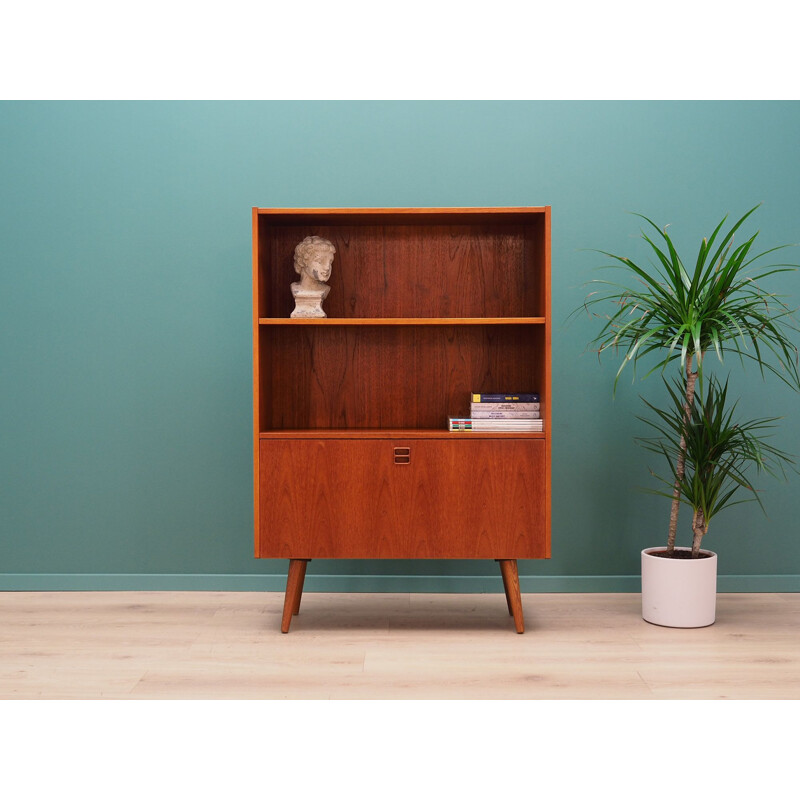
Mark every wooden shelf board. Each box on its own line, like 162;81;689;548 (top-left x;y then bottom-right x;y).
259;429;546;439
258;317;546;326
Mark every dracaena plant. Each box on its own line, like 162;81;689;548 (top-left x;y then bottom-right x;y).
579;205;800;555
637;376;795;557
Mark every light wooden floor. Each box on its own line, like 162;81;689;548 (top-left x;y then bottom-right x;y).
1;591;798;699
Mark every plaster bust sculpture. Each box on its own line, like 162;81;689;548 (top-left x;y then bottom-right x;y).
290;235;336;318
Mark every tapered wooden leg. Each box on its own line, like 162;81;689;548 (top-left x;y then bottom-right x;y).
495;559;513;616
497;559;525;633
293;559;309;616
281;559;310;633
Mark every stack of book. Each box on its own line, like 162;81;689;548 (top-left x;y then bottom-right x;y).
449;393;543;432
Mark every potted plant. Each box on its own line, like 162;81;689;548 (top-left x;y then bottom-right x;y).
637;375;794;626
579;205;800;626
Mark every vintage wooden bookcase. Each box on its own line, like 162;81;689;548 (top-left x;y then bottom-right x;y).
252;207;551;633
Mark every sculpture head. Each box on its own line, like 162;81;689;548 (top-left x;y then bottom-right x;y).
294;236;336;284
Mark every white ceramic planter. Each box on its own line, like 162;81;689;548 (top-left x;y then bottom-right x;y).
641;546;718;628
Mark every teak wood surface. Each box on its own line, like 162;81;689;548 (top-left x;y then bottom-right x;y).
281;559;310;633
258;317;546;325
253;207;551;632
258;429;545;439
498;560;525;633
258;439;547;560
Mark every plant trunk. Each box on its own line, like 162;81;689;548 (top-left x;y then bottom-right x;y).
691;508;706;557
666;353;700;553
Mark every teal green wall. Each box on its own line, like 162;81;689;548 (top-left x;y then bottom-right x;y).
2;101;799;592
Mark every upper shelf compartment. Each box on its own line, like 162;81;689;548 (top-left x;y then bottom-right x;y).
254;207;550;321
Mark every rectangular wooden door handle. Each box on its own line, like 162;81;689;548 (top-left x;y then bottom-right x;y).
394;446;410;465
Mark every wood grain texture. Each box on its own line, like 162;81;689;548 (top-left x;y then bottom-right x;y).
4;592;800;699
293;560;309;616
252;208;262;555
542;207;552;558
496;559;514;616
258;317;547;325
258;439;546;559
498;560;525;633
281;560;310;633
259;430;546;439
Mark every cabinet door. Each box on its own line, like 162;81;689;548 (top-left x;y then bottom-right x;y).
258;439;410;558
258;438;547;559
403;439;546;558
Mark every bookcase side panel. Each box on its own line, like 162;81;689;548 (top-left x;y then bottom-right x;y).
253;209;262;553
543;206;552;555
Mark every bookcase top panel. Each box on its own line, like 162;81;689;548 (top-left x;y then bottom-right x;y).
253;207;549;226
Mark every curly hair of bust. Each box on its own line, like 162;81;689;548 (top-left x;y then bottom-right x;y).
293;236;336;275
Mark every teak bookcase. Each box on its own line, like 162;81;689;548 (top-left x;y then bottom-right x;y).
252;207;551;633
